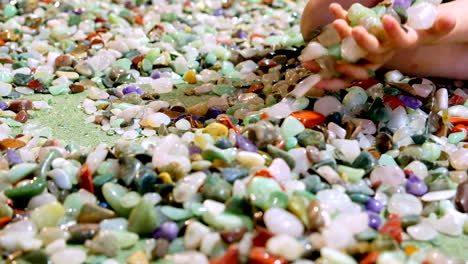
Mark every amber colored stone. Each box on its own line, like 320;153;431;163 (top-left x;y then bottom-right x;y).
251;227;273;248
218;116;241;133
185;70;197;84
0;138;26;151
379;213;402;243
79;164;94;193
77;203;116;223
14;110;28;123
220;227;247;243
134;15;144;25
163;110;182;119
248;84;264;93
359;251;380;264
274;139;285;150
404;245;419;256
249;247;287;264
383;95;405;110
258;59;277;68
289;110;326;128
210;244;239;264
8;99;33;113
55;55;73;67
70;84;85;93
187;102;209;117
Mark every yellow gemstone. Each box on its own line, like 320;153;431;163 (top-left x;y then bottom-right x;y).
31;201;65;229
159;172;173;183
404;245;419;256
185;70;197;84
194;133;214;150
202;122;229;139
127;250;149;264
184;26;192;33
211;159;228;168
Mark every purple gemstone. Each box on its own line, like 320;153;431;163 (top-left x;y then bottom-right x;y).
152;221;179;241
213;8;225;16
188;144;202;156
72;9;84;15
173;114;188;123
151;71;161;79
367;211;381;229
235;134;258;152
0;101;8;111
393;0;412;9
233;30;247;39
122;86;144;95
206;106;223;119
6;149;23;164
397;95;422;109
405;174;428;196
365;198;384;213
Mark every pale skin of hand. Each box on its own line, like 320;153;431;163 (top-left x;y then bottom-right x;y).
301;0;468;90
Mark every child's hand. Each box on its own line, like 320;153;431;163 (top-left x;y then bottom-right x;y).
314;2;456;90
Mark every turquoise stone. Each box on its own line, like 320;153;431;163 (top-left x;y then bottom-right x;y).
4;5;18;18
349;193;371;204
378;154;398;166
112;59;132;70
246;177;282;210
284;137;298;151
128;199;159;235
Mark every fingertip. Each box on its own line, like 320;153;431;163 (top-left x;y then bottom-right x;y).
436;15;456;32
332;19;351;38
382;15;400;32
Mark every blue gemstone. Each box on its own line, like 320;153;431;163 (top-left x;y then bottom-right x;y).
365;198;384;212
367;211;381;229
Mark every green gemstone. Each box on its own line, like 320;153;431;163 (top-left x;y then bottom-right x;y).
355;228;378;241
0;72;13;83
349;193;371;204
160;206;193;221
13;73;34;86
112;59;132;70
448;132;467;144
202;211;253;231
378;154;398;166
337;165;365;182
401;214;421;228
247;177;282;210
8;163;38;183
30;201;65;229
352;151;378;172
4;177;47;202
281;116;305;138
145;49;161;63
284;137;298;151
0;203;13;218
4;4;18;18
288;195;309;227
128;199;159;235
368;98;391;121
343;86;368;110
213;84;235;96
297;129;325;147
421;142;441;162
347;3;377;26
202;174;232;202
267;191;289;209
267;145;295;169
49;84;70;95
328;44;341;59
102;183;132;217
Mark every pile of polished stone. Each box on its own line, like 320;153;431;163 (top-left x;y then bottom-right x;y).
0;0;467;264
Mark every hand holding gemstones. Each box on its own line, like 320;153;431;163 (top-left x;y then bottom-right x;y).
301;0;468;91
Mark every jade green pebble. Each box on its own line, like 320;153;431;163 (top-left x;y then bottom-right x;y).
205;53;217;65
189;202;207;216
421;142;441;162
297;129;325;147
247;177;282;210
49;84;70;95
105;230;139;249
4;177;47;201
8;163;37;183
63;192;83;216
119;191;141;209
128;199;159;235
328;44;341;59
337;165;365;182
35;149;62;178
378;154;398;166
355;228;378;241
4;5;18;18
267;191;289;209
160;206;193;221
401;215;421;228
202;211;253;231
213;84;235;96
145;49;160;63
224;197;250;215
284;137;298;151
0;72;13;83
13;73;34;86
352;151;378;172
168;238;185;254
368;98;391;122
0;203;13;218
202;174;232;202
281;116;305;138
113;59;132;70
343;86;368;110
267;145;295;169
93;174;114;187
448;132;467;144
102;182;132;217
349;193;371;204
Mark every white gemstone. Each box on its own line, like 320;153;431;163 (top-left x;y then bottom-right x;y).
300;42;328;61
320;247;358;264
313;96;344;116
450;149;468;170
100;218;128;231
288;148;311;175
173;172;207;203
317;165;342;184
151;77;173;94
434;209;467;236
200;232;222;257
435;88;448;110
264;208;304;237
387;193;422;216
167;251;209;264
184;221;211;250
323;224;355;249
203;199;225;215
407;221;437;241
266;234;304;261
27;192;57;210
331;139;361;163
175;119;191;131
236;151;265;167
317;24;341;47
404;161;428;179
370;166;405;186
45;239;66;255
387;106;408;132
267;158;292;184
328;122;346;139
0;82;13;96
341;36;367;63
421;190;456;202
407;2;438;30
51;248;87;264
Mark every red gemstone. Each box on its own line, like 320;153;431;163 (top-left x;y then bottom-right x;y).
274;139;285;149
0;216;12;228
86;33;102;41
289;110;326;128
302;60;320;73
349;79;380;90
451;124;468;134
249;247;287;264
255;170;274;179
14;110;28;123
248;84;264;93
132;55;145;66
448;94;466;106
218;116;241;134
449;117;468;126
210;244;239;264
383;95;405;109
379;213;403;243
135;15;144;25
360;251;380;264
79;163;94;193
252;227;273;247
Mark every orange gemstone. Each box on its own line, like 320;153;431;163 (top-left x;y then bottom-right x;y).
0;138;26;151
379;213;403;243
449;117;468;125
250;33;266;40
185;70;197;84
451;124;468;134
209;244;239;264
404;245;419;256
79;163;94;194
255;170;273;178
218;116;240;133
135;15;144;25
0;216;12;228
360;251;380;264
289;110;326;128
248;84;264;93
260;112;269;120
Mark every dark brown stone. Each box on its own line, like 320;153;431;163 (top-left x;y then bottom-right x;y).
8;99;33;113
220;227;247;243
77;203;116;223
55;55;73;67
455;180;468;213
70;84;85;93
14;110;28;123
68;224;99;243
151;238;169;259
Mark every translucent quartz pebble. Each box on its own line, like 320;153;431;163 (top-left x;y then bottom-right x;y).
268;158;292;184
450;149;468;170
317;25;341;47
384;70;404;82
407;221;437;241
51;248;87;264
152;134;191;173
266;234;304;261
328;123;346;139
313;96;343;116
421;190;456;202
263;98;298;119
299;42;328;61
288;148;311;175
236;151;265;167
151;77;173;94
320;247;357;264
412;83;434;98
341;37;367;63
0;82;12;96
387;106;408;132
323;223;354;249
317;189;360;214
347;3;376;26
264;208;304;237
184;221;211;250
100;218;128;231
407;2;438;30
435;88;448;110
27;192;57;210
404;160;428;179
173;172;207;202
331;139;360;163
434;209;467;236
167;251;209;264
370;166;405;186
290;74;321;98
387;193;422;216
